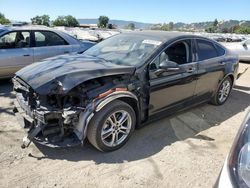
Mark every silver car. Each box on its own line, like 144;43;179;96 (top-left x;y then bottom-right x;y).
0;26;95;78
222;39;250;62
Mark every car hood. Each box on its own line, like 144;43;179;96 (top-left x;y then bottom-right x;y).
15;54;135;95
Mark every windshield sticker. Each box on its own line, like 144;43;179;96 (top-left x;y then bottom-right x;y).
142;39;162;46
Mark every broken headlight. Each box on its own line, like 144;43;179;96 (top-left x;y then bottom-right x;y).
228;110;250;188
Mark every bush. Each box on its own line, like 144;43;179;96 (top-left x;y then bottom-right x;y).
98;16;109;28
53;15;79;27
0;13;10;25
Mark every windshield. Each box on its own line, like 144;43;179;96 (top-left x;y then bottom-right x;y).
84;33;162;66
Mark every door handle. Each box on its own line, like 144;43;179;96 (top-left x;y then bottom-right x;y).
186;67;195;73
64;51;70;54
220;62;226;65
23;54;30;57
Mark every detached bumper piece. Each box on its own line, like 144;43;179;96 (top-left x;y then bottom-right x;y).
14;95;81;148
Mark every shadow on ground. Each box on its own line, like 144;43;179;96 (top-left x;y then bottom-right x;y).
0;79;15;116
0;78;249;164
30;88;250;164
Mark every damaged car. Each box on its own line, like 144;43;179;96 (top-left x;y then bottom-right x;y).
13;31;239;152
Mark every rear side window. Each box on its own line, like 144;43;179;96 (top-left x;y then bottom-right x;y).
34;31;68;47
215;44;225;56
0;31;30;49
197;39;218;61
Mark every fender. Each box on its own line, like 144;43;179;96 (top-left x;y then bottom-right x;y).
73;91;138;141
211;73;235;98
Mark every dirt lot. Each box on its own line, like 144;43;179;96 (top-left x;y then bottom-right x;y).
0;63;250;188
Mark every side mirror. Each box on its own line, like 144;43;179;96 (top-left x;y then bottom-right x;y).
159;60;180;71
154;60;180;76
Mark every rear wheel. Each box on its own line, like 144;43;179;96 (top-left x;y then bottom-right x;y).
87;100;136;152
211;77;232;105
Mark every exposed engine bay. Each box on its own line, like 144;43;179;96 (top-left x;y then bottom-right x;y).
13;74;142;148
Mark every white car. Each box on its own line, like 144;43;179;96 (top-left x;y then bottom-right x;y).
223;39;250;62
216;110;250;188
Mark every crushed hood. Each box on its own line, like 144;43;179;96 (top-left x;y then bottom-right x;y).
16;54;135;95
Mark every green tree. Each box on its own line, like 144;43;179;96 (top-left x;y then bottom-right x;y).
161;23;169;31
213;19;218;27
0;13;10;25
64;15;79;27
205;19;219;33
98;16;109;28
168;22;174;30
127;23;135;30
53;16;65;26
205;26;216;33
234;26;250;34
53;15;79;27
31;15;50;26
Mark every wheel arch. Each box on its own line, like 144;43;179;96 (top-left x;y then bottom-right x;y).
117;97;140;128
76;91;140;141
227;74;235;86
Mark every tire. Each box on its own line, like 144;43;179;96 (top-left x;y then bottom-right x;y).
210;77;233;105
87;100;136;152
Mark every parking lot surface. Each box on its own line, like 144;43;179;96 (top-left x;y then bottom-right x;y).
0;63;249;188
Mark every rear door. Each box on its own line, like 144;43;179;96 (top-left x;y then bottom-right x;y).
0;31;33;78
32;30;73;62
194;39;226;100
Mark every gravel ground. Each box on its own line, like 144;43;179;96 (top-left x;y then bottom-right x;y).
0;63;249;188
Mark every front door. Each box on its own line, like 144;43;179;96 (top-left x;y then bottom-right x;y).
148;39;197;115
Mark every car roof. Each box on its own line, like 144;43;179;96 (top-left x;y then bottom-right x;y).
1;25;63;32
0;25;81;45
123;30;208;43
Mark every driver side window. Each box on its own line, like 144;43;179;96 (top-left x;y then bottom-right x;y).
150;39;192;71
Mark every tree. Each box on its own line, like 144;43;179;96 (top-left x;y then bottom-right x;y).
53;15;79;27
205;26;216;33
127;23;135;30
98;16;109;28
31;15;50;26
234;26;250;34
64;15;79;27
161;23;169;31
0;13;10;25
53;16;65;26
168;22;174;30
213;19;218;27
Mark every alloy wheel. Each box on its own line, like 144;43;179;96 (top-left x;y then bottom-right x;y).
218;79;231;103
101;110;132;147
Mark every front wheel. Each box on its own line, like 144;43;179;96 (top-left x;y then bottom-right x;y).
87;100;136;152
211;77;233;105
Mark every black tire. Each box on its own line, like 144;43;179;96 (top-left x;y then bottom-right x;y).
87;100;136;152
210;77;233;105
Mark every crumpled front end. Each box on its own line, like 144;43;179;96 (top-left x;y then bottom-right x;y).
13;77;83;148
12;74;138;148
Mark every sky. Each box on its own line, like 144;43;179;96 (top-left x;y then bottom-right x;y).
0;0;250;24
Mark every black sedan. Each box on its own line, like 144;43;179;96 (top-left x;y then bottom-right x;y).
13;31;239;151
